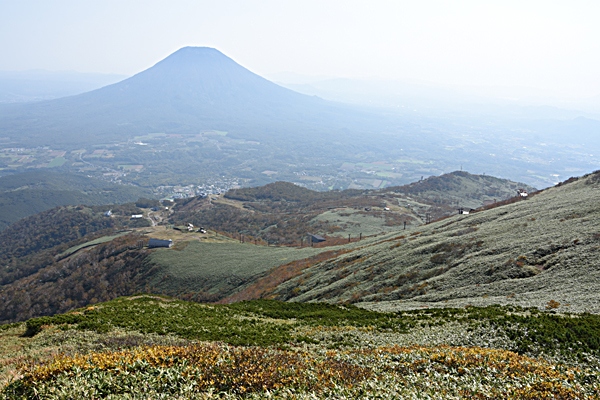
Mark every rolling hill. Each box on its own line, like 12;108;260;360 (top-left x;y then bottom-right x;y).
170;172;534;245
383;170;535;209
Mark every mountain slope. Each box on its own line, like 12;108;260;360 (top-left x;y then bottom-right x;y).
231;171;600;313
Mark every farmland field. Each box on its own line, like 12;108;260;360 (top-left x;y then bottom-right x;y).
47;157;67;167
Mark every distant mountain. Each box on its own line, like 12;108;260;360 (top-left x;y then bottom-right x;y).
0;47;380;148
1;47;594;190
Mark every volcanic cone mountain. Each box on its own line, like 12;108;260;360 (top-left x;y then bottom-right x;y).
0;47;377;147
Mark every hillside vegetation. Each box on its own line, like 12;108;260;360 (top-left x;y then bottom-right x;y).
0;170;150;230
1;172;600;397
1;296;599;398
255;171;600;314
0;234;149;324
0;203;153;323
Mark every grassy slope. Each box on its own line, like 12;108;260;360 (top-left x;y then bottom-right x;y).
146;241;329;299
310;207;418;237
270;172;600;313
1;296;599;398
57;231;132;258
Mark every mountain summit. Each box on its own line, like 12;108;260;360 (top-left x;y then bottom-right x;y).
141;47;286;91
106;46;315;111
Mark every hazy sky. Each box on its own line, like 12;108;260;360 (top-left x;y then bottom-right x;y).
1;0;599;99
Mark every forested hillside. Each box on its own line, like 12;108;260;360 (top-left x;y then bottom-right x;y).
0;170;150;230
0;234;149;323
0;202;152;323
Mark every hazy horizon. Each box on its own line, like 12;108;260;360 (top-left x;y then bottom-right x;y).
1;1;600;102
